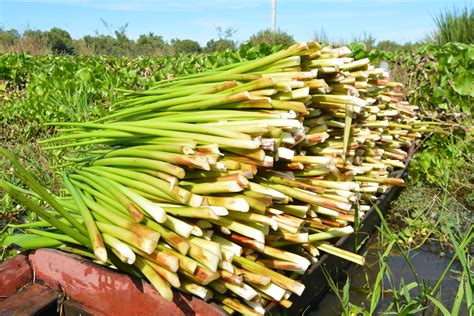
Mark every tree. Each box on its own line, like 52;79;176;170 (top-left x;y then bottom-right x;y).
247;29;295;47
114;29;134;56
47;27;75;54
376;40;402;52
83;35;116;55
21;29;50;55
23;29;47;41
216;26;237;41
205;26;237;52
204;39;235;52
170;39;202;55
136;32;168;56
0;28;21;46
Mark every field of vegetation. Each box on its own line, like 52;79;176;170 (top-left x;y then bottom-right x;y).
1;6;472;315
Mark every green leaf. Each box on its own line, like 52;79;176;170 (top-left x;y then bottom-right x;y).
342;275;350;310
426;295;450;316
451;272;465;316
3;234;63;249
453;72;474;97
75;68;92;82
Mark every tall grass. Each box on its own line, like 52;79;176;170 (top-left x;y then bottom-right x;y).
323;202;473;315
431;6;474;44
323;165;472;314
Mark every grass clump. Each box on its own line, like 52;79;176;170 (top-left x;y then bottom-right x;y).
431;6;474;45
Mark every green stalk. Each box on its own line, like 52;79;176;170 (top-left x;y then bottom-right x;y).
0;148;86;235
0;179;90;246
218;281;258;301
130;246;179;273
181;265;220;285
308;226;354;243
157;243;197;274
314;242;365;265
8;220;54;229
232;256;305;296
261;182;352;212
180;281;213;301
76;170;166;223
97;148;210;170
230;234;311;270
161;214;194;238
202;196;249;212
80;192;161;241
188;242;220;272
115;184;168;224
119;121;251;140
166;92;251;111
149;110;283;123
256;259;306;273
227;211;277;228
152;73;259;89
145;259;181;288
143;218;190;255
209;217;265;243
266;175;325;194
354;176;405;186
102;233;136;264
58;245;97;260
2;234;64;249
223;42;308;75
131;168;178;187
116;82;227;105
217;77;275;95
213;292;261;316
40;130;136;144
96;94;220;121
343;104;353;160
160;206;219;220
270;204;309;218
238;269;271;287
95;221;155;255
180;180;245;194
84;166;178;203
54;123;261;150
267;232;309;246
134;256;173;301
63;174;107;262
73;170;145;222
91;144;195;155
70;178;132;218
92;157;185;179
25;229;80;245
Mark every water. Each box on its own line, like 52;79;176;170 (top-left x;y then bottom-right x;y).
308;235;466;315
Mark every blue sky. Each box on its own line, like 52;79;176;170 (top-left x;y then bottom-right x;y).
0;0;471;44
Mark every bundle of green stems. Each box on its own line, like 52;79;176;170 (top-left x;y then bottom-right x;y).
1;41;426;315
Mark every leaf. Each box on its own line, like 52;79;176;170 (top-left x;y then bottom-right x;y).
453;71;474;97
2;234;63;249
75;67;92;83
342;275;350;310
426;295;450;316
451;272;464;316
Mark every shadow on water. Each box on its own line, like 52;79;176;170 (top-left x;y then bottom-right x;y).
308;233;466;316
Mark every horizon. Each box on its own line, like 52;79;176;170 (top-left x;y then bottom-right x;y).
1;0;471;45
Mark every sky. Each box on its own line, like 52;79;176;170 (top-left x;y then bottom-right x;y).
0;0;471;45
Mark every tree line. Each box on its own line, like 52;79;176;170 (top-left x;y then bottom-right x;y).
0;25;441;57
0;26;297;56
